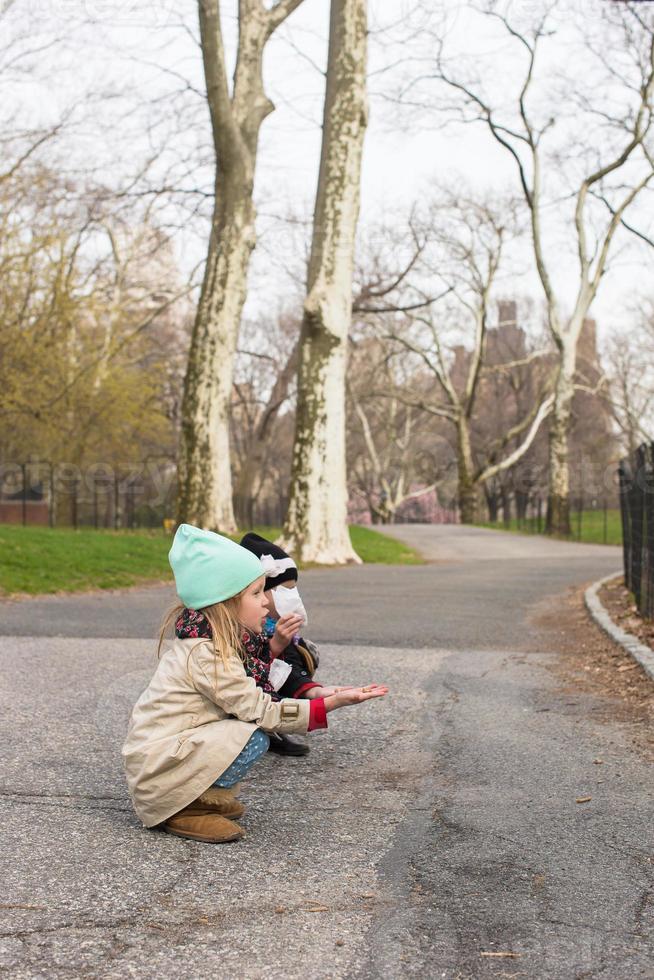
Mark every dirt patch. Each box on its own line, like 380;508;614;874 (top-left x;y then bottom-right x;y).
529;583;654;763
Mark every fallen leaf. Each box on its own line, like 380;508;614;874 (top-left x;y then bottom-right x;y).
592;759;603;764
304;905;330;912
617;663;638;672
335;940;344;947
275;906;286;914
576;796;592;804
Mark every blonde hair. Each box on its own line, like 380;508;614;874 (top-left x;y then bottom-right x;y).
157;576;264;668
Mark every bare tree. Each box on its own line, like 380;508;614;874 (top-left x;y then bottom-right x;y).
428;2;654;533
176;0;305;533
283;0;368;563
470;301;550;522
384;193;554;522
346;334;441;523
604;304;654;455
344;214;449;523
231;313;300;527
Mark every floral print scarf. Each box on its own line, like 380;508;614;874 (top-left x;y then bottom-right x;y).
175;608;280;700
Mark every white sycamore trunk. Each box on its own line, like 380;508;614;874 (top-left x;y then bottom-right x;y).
178;197;254;531
283;0;368;563
546;313;584;535
177;0;305;533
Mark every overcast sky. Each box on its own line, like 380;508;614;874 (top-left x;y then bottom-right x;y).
11;0;654;345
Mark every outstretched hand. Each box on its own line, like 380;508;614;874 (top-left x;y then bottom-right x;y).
324;684;389;711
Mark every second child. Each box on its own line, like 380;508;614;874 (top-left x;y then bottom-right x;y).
240;532;342;757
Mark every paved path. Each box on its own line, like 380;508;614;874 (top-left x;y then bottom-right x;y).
0;525;622;650
1;525;652;979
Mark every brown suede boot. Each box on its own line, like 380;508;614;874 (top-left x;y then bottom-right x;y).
163;808;244;843
194;787;245;819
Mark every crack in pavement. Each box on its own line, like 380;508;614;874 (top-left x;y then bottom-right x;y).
347;660;454;980
633;886;653;938
1;798;131;813
0;790;126;802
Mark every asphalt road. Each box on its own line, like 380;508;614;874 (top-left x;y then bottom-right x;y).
1;525;652;979
0;525;623;650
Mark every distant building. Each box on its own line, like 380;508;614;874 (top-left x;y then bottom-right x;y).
0;481;49;525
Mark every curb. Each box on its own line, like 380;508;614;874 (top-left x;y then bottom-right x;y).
584;572;654;683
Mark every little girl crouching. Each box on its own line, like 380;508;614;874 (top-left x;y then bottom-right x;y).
122;524;388;843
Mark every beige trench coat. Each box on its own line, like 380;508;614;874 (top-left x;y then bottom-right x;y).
122;637;311;827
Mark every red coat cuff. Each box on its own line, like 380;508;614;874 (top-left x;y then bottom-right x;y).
294;681;322;698
308;698;328;731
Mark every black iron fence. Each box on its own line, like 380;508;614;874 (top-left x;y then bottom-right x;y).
619;443;654;618
484;492;616;543
0;459;177;531
0;459;289;531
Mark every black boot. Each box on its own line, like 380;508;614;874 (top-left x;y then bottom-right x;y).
268;732;310;757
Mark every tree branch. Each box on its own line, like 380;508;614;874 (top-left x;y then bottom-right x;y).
198;0;239;159
265;0;306;39
476;393;554;484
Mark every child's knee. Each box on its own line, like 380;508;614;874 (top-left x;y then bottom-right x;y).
251;729;270;756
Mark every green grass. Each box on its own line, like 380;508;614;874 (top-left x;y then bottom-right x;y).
0;522;423;596
477;508;623;546
239;525;423;567
0;525;172;595
348;524;424;565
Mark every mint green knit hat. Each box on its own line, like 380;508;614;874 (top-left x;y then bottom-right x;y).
169;524;264;610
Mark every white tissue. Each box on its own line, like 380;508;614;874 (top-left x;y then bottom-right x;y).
273;585;308;627
268;658;293;691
